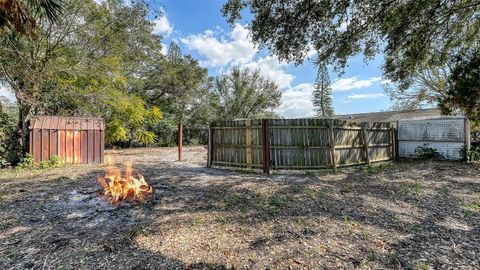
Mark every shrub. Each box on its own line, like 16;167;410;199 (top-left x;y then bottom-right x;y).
16;154;34;170
467;146;480;162
48;155;63;167
414;144;443;160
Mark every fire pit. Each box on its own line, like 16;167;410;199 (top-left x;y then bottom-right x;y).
98;159;153;205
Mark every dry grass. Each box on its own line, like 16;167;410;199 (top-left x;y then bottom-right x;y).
0;146;479;269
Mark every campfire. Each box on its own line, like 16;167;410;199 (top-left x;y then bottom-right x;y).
98;159;153;205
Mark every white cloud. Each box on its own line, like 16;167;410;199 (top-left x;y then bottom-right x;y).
180;24;257;67
277;83;315;118
160;43;168;55
381;79;392;85
331;76;382;92
152;16;173;36
347;93;385;99
243;56;294;88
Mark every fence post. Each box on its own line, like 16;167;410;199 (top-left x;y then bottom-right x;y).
207;123;213;167
178;123;182;161
245;119;252;168
262;119;271;174
361;123;370;164
391;125;396;161
328;120;337;173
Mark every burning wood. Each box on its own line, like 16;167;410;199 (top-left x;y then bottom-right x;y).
98;159;153;204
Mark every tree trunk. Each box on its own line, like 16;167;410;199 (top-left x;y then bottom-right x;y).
17;104;32;156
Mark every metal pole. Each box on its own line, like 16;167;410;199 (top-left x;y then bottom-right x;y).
178;123;183;161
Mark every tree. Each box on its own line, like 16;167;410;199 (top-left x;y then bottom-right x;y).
222;0;480;90
212;67;281;120
439;51;480;120
0;0;62;36
312;63;334;116
386;66;449;110
0;0;164;154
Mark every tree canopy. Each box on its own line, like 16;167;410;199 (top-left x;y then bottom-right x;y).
222;0;480;90
211;67;282;120
440;51;480;120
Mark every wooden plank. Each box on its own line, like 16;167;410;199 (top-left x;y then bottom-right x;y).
262;119;271;173
328;122;337;173
213;161;263;167
245;120;252;167
207;124;213;167
361;123;370;164
270;145;330;149
391;127;396;161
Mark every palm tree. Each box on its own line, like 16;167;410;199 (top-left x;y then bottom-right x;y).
0;0;62;36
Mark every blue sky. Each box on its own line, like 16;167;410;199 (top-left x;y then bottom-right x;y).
0;0;394;117
156;0;392;117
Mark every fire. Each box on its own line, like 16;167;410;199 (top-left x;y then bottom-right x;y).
98;159;153;204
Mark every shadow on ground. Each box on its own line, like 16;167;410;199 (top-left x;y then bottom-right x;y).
0;148;479;269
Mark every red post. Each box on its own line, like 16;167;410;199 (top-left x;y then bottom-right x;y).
178;123;183;161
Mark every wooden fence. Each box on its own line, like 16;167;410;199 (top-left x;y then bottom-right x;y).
207;119;395;172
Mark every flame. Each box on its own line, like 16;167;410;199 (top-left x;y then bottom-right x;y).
98;158;153;204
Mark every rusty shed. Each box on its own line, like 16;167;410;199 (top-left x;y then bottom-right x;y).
29;116;105;164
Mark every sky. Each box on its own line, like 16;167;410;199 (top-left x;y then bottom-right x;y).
0;0;394;118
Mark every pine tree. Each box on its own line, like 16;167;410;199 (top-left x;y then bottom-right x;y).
312;64;334;117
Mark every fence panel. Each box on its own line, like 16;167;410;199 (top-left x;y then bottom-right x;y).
210;119;263;168
268;118;331;169
208;118;393;171
397;117;469;160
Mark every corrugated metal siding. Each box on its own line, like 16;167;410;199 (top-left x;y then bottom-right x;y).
29;116;105;164
397;118;468;160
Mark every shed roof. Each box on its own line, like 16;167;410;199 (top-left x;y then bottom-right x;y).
331;108;444;123
29;116;105;130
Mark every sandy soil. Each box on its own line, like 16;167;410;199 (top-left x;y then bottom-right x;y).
0;146;479;269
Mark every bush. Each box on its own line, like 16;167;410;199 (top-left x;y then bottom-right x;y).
0;111;22;165
16;154;34;170
468;146;480;162
414;144;443;160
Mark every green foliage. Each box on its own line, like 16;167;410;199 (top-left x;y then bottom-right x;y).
386;66;449;110
439;50;480;120
0;109;21;165
106;120;128;145
414;144;443;160
16;154;34;170
135;130;157;146
212;67;282;120
312;63;334;116
467;146;480;162
1;0;165;151
16;154;62;170
222;0;479;90
48;155;63;168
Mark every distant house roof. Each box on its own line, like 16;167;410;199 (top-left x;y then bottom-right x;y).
331;108;444;123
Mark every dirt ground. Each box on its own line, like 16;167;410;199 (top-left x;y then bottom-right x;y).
0;146;479;270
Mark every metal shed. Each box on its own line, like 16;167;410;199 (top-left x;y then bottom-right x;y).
29;116;105;164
